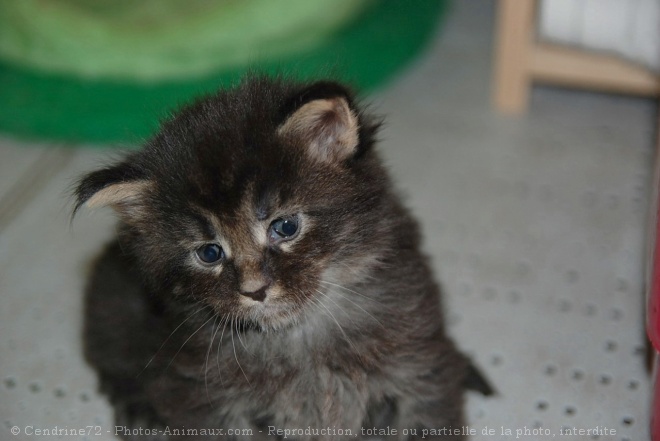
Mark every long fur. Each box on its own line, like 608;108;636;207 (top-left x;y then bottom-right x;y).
77;75;491;441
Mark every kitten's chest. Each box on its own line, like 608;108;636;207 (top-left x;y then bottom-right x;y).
154;313;378;432
198;324;370;397
210;335;371;431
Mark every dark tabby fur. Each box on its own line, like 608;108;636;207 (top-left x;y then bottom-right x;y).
75;76;491;441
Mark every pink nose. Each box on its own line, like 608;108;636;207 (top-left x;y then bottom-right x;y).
240;284;269;302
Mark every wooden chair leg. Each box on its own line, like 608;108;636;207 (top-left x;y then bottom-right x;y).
492;0;536;114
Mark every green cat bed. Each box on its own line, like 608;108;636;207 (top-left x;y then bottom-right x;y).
0;0;448;144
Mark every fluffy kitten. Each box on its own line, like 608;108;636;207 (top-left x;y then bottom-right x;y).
75;76;491;440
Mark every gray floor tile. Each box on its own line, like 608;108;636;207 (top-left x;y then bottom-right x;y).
0;0;656;439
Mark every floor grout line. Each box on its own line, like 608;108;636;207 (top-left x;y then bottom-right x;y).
0;147;78;233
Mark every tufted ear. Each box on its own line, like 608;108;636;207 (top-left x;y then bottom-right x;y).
278;95;359;164
73;162;150;221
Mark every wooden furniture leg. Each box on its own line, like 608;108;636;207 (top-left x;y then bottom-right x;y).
492;0;536;114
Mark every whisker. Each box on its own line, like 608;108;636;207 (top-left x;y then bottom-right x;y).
319;288;385;328
204;314;221;406
307;296;329;332
138;305;208;377
234;315;251;355
165;313;216;372
230;313;252;387
318;280;385;306
215;314;230;386
314;288;359;329
313;293;358;354
335;260;377;281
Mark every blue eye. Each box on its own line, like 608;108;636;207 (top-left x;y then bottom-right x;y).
196;244;224;264
269;216;299;242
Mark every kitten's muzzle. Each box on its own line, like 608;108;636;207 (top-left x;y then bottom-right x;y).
240;282;271;302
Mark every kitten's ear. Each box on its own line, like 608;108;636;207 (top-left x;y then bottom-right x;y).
73;163;150;220
278;90;359;164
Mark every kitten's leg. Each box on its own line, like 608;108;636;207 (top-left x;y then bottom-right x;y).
374;346;470;441
84;242;170;439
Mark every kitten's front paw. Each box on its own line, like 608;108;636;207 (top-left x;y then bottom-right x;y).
112;400;168;441
97;374;167;440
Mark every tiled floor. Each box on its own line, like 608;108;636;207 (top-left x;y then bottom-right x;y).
1;1;657;440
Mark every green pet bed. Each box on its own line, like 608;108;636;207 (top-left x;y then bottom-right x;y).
0;0;448;144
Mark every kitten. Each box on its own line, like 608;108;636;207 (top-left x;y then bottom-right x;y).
75;76;492;441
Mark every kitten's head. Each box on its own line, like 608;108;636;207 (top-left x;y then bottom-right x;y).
75;76;393;331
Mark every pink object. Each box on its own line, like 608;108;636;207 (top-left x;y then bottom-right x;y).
648;185;660;348
648;123;660;440
653;353;660;441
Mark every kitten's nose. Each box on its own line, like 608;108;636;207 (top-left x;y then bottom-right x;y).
240;279;271;302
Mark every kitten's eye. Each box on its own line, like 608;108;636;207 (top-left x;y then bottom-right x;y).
196;244;224;264
269;216;299;242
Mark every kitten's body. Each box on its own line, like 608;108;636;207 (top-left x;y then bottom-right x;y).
78;77;489;441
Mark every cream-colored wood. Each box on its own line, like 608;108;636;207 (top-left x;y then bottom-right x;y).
492;0;536;114
530;43;660;96
492;0;660;114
